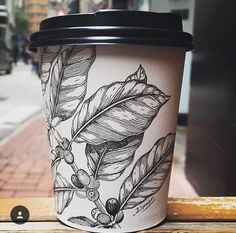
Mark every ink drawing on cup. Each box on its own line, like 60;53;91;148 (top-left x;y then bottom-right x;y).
40;45;175;229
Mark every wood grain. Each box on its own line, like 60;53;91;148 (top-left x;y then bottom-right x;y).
168;197;236;221
0;222;236;232
0;197;236;222
0;197;235;232
0;198;57;222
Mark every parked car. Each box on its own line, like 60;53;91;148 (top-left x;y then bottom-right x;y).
0;41;12;74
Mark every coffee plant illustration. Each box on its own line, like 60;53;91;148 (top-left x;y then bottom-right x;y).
40;45;176;229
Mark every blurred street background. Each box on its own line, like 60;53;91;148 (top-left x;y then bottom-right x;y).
0;62;41;142
0;0;235;198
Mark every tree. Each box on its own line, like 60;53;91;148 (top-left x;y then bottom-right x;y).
14;7;29;35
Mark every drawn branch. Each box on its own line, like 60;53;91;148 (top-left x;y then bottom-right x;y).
43;60;173;229
48;126;79;175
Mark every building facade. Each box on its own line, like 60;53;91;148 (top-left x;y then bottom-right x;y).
24;0;49;34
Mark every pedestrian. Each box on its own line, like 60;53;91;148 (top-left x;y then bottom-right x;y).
12;44;19;65
23;46;30;64
30;52;39;77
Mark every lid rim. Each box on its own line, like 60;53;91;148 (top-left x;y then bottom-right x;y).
29;36;193;52
29;10;193;52
30;27;193;41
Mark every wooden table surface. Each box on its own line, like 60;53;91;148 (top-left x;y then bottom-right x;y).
0;197;236;232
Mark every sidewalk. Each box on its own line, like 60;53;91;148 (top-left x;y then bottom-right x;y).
0;114;52;198
0;62;42;142
0;113;197;198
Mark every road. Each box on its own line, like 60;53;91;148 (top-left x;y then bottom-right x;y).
0;62;43;142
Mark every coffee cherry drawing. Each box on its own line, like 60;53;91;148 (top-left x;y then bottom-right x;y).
86;188;99;201
115;210;124;223
91;208;100;220
62;137;71;150
71;174;84;189
105;198;120;216
87;176;100;190
97;213;111;225
55;145;64;158
64;150;74;164
77;169;91;186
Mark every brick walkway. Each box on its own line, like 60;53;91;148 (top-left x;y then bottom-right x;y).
0;114;53;198
0;113;197;198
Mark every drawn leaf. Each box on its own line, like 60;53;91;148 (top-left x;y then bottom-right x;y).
68;216;98;227
39;46;63;94
54;173;75;214
86;134;143;181
119;133;175;210
126;65;147;83
48;46;96;122
44;101;52;124
51;156;61;181
51;117;62;127
47;127;63;148
72;79;170;145
47;128;53;148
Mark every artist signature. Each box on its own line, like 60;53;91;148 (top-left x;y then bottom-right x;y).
132;197;155;216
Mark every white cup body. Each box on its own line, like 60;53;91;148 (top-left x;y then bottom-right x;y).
38;44;185;232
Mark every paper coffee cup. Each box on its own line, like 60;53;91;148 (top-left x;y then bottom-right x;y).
29;10;193;232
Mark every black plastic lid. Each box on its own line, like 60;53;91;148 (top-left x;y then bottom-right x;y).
29;10;193;51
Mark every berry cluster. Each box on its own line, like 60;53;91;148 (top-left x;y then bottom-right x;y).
54;139;124;227
91;198;124;226
71;167;123;226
